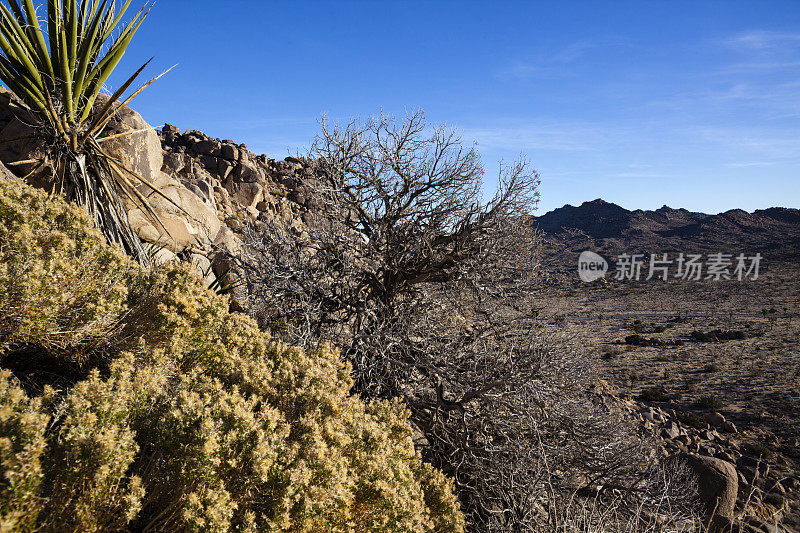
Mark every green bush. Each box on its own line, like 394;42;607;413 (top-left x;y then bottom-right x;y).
696;394;724;410
638;388;671;403
0;178;463;532
675;411;706;430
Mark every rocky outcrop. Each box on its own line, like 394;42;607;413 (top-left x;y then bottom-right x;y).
157;123;316;231
0;89;225;258
0;89;319;295
96;93;165;185
0;89;49;186
154;124;318;282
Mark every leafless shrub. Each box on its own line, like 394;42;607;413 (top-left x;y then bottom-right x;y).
240;110;695;530
534;457;699;532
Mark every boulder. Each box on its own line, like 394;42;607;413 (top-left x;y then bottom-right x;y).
661;421;682;440
0;90;165;193
163;152;187;174
0;161;18;182
193;139;221;156
211;227;246;312
0;90;49;185
214;225;243;255
94;93;164;186
190;253;214;285
704;412;727;428
198;154;217;171
226;181;264;209
151;247;178;266
234;153;266;183
126;177;221;253
290;186;308;206
182;180;216;208
680;453;738;520
217;159;235;180
182;132;205;146
220;143;239;162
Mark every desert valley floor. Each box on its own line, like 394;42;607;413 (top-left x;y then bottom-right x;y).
537;254;800;528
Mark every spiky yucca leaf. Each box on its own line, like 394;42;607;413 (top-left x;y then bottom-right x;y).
0;0;173;265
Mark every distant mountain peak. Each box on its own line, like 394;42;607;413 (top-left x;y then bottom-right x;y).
533;199;631;238
531;199;800;263
582;198;613;205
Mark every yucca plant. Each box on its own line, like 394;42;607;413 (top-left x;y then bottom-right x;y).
0;0;173;265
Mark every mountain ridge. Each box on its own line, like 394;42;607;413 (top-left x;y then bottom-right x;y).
532;198;800;268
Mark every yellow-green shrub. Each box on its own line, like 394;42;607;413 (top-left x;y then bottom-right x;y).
0;370;49;531
0;178;464;532
0;179;131;356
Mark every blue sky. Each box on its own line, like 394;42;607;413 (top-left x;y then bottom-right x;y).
117;0;800;214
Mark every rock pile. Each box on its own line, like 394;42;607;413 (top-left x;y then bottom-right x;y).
156;123;317;251
614;396;800;531
153;123;320;290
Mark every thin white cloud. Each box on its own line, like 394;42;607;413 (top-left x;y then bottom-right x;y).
644;73;800;120
494;39;626;80
726;162;775;168
612;171;672;179
494;61;559;80
692;126;800;162
715;60;800;74
550;40;598;63
697;31;800;118
725;30;800;51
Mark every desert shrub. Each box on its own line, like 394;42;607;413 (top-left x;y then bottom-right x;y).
41;360;149;531
697;394;725;410
675;411;707;430
0;179;463;532
690;329;746;342
240;112;673;530
601;349;620;360
0;179;132;357
638;388;671;403
745;442;773;461
0;370;49;531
